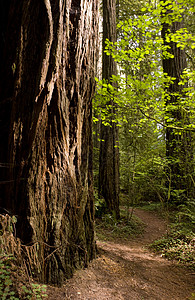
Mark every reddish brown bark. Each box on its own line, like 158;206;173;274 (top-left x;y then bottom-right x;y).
161;7;194;204
0;0;98;284
99;0;120;219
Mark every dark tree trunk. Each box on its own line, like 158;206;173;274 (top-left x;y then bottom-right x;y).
99;0;120;219
161;8;194;204
0;0;98;285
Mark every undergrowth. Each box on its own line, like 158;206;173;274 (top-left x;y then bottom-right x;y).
149;207;195;270
137;202;163;213
150;228;195;268
95;209;145;241
0;214;48;299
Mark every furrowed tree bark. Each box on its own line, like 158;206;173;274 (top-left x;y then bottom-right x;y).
99;0;120;219
0;0;98;285
161;5;194;204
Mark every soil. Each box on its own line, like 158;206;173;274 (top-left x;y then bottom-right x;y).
47;209;195;300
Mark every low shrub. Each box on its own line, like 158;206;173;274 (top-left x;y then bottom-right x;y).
149;227;195;269
95;211;145;241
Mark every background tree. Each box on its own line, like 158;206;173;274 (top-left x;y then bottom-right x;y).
98;0;120;219
0;0;98;285
161;1;194;204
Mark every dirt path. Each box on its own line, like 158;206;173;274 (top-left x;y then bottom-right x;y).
47;209;195;300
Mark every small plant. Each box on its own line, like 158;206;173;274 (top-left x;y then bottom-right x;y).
177;200;195;231
0;255;19;300
20;283;48;299
95;198;107;218
95;210;144;241
137;202;163;212
0;252;48;300
149;228;195;269
0;214;48;299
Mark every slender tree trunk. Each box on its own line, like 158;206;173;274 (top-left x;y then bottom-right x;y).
161;6;194;204
0;0;98;285
99;0;120;219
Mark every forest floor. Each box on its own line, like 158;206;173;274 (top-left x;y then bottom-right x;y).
47;208;195;300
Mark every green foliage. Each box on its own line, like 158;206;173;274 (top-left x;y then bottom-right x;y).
95;210;145;241
119;113;166;206
94;0;195;131
138;202;164;212
148;192;195;268
94;190;107;218
150;201;195;269
93;0;195;210
0;255;19;300
176;199;195;230
150;228;195;269
20;283;48;300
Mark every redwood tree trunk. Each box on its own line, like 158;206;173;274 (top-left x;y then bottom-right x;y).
0;0;98;285
99;0;120;219
161;7;194;204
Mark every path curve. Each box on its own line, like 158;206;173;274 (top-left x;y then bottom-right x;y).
47;209;195;300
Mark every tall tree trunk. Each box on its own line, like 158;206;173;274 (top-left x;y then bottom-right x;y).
99;0;120;219
0;0;98;285
161;5;194;204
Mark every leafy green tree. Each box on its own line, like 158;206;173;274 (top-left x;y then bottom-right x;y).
119;109;166;204
95;0;195;207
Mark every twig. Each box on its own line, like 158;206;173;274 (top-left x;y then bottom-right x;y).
138;107;195;132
